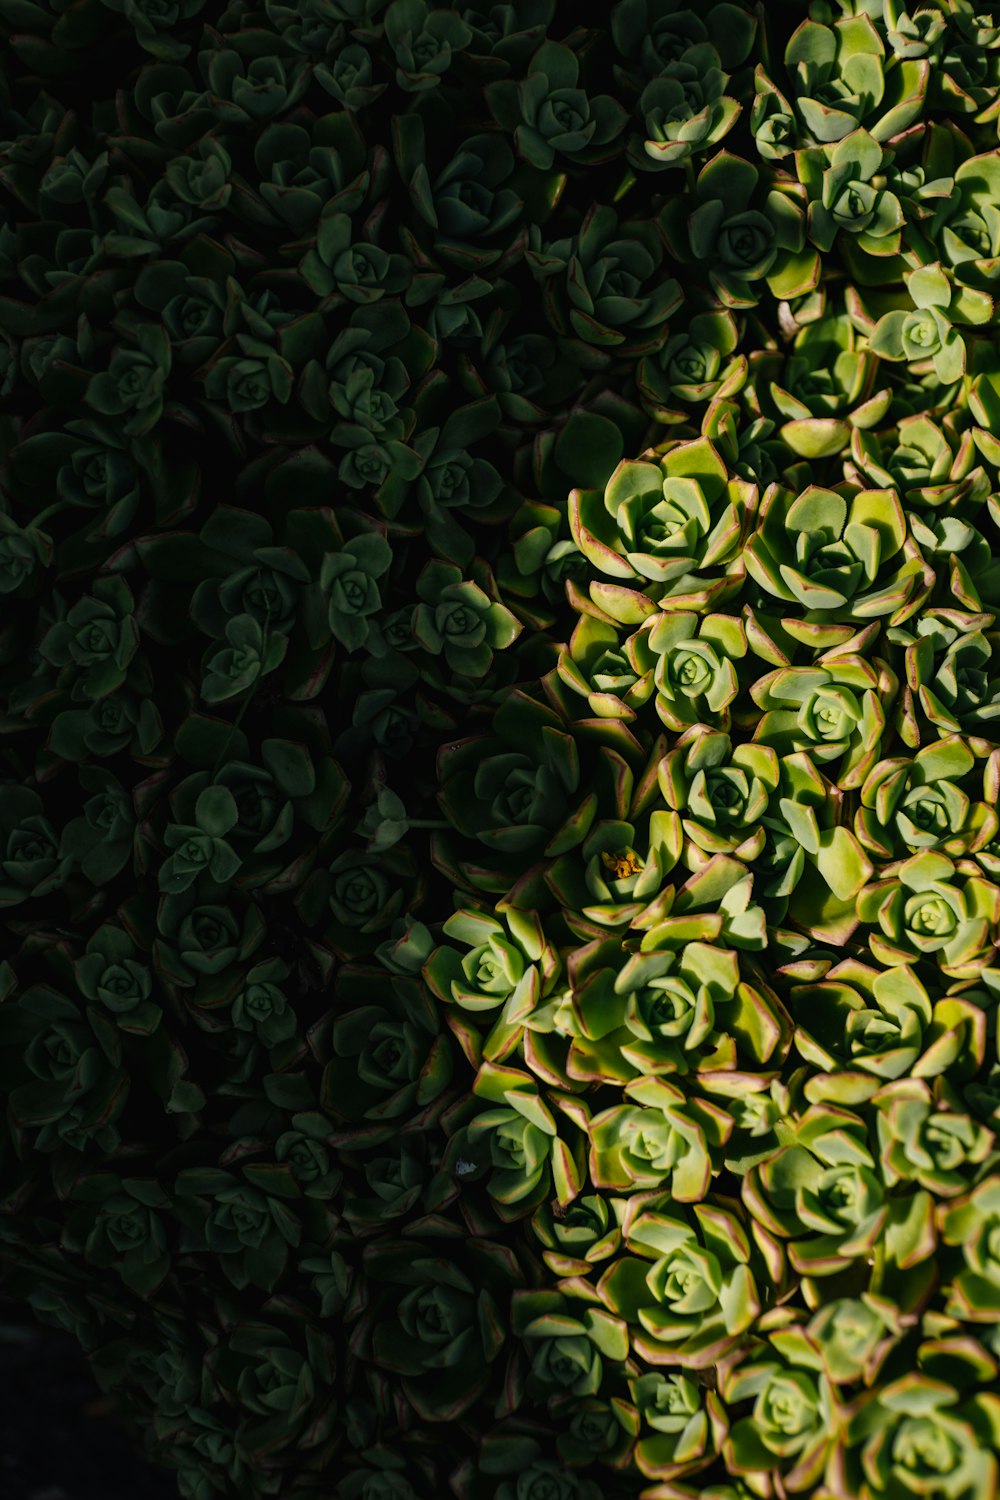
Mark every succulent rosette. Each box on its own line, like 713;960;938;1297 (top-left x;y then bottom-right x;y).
722;1325;840;1492
856;736;998;861
782;13;928;145
742;1102;891;1278
659;150;819;309
838;1363;1000;1500
750;651;893;788
632;44;742;171
658;727;777;862
874;1077;994;1197
789;959;987;1093
857;850;1000;976
745;307;892;459
744;480;928;632
867;263;994;386
939;1177;1000;1322
570;434;754;609
597;1197;771;1368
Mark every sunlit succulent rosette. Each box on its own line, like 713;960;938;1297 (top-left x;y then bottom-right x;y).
856;735;998;862
446;1059;587;1220
888;607;1000;746
644;612;749;733
570;433;755;611
874;1075;994;1199
788;958;987;1102
744;480;929;643
743;306;891;460
557;931;786;1085
780;11;928;146
630;43;742;172
750;649;893;791
845;411;1000;609
630;851;770;959
596;1194;777;1374
350;1231;522;1422
733;748;873;944
617;1367;728;1483
741;1101;894;1280
657;726;777;864
798;126;904;264
511;1287;628;1411
865;262;994;386
554;613;658;725
530;1192;626;1279
721;1323;841;1494
845;410;992;515
806;1293;908;1387
856;849;1000;978
543;805;683;938
587;1074;732;1201
317;967;454;1138
834;1357;1000;1500
422;903;562;1064
939;1176;1000;1323
525;203;681;356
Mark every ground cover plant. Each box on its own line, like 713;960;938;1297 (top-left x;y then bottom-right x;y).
2;0;1000;1497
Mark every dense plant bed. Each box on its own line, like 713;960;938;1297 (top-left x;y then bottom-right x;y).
2;1;1000;1498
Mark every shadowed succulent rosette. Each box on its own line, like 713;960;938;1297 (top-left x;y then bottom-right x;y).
939;1177;1000;1323
631;44;742;172
835;1355;1000;1500
659;150;819;310
511;1287;628;1406
351;1232;522;1421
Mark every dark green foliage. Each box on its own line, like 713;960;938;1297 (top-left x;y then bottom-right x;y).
4;2;1000;1499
